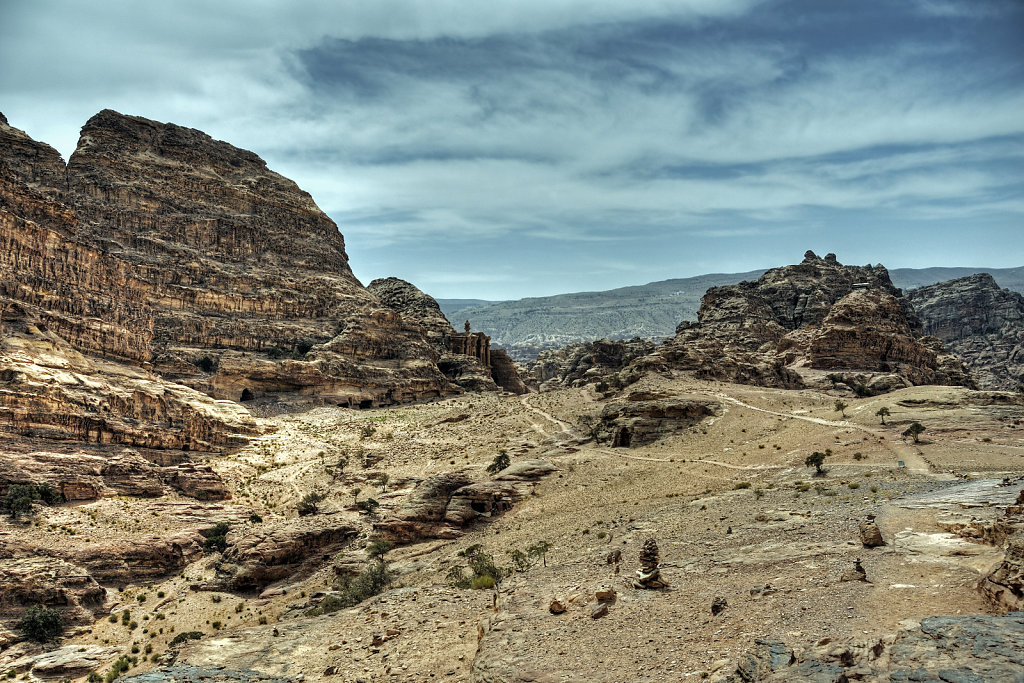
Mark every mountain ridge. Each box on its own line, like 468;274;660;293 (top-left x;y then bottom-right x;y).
439;266;1024;359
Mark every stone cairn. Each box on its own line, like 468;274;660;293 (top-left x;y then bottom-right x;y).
633;538;667;589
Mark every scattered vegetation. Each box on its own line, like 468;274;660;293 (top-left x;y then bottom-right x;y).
876;407;890;425
486;449;511;474
168;631;203;647
2;482;63;519
201;522;230;553
18;605;63;642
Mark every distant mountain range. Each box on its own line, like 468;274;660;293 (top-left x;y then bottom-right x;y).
437;265;1024;360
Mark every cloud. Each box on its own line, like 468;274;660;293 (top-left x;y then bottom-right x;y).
1;0;1022;297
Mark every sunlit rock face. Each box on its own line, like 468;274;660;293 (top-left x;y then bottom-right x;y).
1;110;456;454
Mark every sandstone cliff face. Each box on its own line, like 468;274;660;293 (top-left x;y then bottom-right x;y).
528;338;656;390
1;110;453;425
632;252;974;393
369;276;528;394
905;274;1024;391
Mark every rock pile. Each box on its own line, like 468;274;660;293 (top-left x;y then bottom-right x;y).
633;538;667;589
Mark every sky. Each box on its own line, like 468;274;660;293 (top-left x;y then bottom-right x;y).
2;0;1023;300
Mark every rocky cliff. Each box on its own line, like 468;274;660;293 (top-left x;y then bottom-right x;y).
905;273;1024;391
1;110;457;454
631;251;973;392
368;276;527;394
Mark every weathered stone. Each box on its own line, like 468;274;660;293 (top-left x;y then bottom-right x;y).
590;603;609;619
859;519;886;548
711;596;728;616
548;599;566;615
217;517;358;590
906;273;1024;391
528;338;655;391
0;555;108;630
715;612;1024;682
599;398;720;448
5;645;122;676
840;559;869;583
630;252;975;393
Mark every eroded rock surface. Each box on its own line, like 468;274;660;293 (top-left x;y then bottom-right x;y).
717;612;1024;682
906;273;1024;390
633;252;974;392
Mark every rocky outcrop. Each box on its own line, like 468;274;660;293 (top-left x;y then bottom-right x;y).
528;338;655;391
0;555;108;628
801;290;973;386
634;252;974;392
905;273;1024;390
53;531;206;585
121;666;293;683
1;110;454;438
715;612;1024;682
217;517;358;590
0;445;231;501
368;277;528;394
375;462;556;543
597;397;721;447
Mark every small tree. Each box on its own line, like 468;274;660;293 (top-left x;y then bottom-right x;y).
875;407;890;425
486;450;511;474
2;484;38;519
834;400;848;418
903;422;926;443
366;540;393;561
527;540;553;567
18;605;63;642
351;487;362;504
296;491;325;516
805;449;830;475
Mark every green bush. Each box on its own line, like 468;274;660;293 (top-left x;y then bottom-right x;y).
296;492;325;516
329;560;395;608
486;450;511;474
470;575;496;590
201;522;230;553
18;605;63;642
168;631;204;647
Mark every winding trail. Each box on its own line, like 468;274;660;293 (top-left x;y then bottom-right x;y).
520;395;575;439
695;390;933;474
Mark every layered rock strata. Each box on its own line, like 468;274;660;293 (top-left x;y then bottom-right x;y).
633;252;974;392
905;273;1024;390
528;338;656;391
1;110;454;439
368;277;527;394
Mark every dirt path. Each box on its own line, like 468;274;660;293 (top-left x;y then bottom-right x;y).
521;395;575;438
698;391;933;474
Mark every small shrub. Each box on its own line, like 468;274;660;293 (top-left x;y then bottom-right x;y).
18;605;63;642
248;513;263;524
848;482;860;489
211;621;222;630
296;492;325;517
201;522;230;553
853;452;864;461
754;488;765;499
470;575;496;590
258;616;268;625
168;631;203;647
870;486;879;493
156;591;165;599
211;595;222;604
108;615;118;624
734;482;751;490
136;594;146;603
486;450;511;474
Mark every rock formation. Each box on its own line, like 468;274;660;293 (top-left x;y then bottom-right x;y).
858;518;885;548
1;110;456;444
528;337;655;391
715;612;1024;682
597;397;720;448
905;273;1024;390
632;252;974;392
368;277;527;394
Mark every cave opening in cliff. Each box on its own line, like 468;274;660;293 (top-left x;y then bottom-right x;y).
240;388;255;402
359;399;373;409
613;427;632;448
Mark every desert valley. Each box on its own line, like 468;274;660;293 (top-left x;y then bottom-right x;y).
1;108;1023;683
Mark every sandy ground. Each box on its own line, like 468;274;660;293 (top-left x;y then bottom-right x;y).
6;374;1024;681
